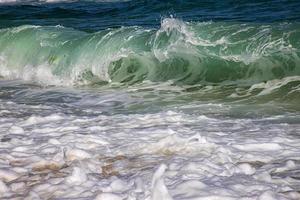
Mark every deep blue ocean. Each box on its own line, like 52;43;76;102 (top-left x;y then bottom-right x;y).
0;1;300;200
1;0;300;31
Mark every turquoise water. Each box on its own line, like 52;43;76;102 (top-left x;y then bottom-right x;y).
0;1;300;199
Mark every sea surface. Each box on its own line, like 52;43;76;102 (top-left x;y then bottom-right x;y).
0;0;300;199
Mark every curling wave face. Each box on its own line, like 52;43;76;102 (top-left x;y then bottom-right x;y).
0;18;300;86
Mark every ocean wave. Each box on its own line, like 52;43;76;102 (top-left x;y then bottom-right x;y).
0;18;299;88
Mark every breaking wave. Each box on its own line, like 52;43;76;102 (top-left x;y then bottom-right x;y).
0;18;299;88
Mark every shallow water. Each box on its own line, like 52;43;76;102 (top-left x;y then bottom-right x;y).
0;1;300;199
0;79;299;199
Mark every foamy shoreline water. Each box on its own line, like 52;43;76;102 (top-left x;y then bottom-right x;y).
0;80;299;199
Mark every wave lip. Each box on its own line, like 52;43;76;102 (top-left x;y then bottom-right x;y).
0;18;300;87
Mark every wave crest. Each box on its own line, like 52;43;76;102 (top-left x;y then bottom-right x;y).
0;19;300;87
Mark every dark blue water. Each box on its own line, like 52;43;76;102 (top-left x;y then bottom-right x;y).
1;0;300;31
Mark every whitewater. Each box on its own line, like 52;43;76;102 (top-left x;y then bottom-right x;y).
0;1;300;199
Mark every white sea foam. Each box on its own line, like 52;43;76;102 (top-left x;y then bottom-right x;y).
0;81;299;199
